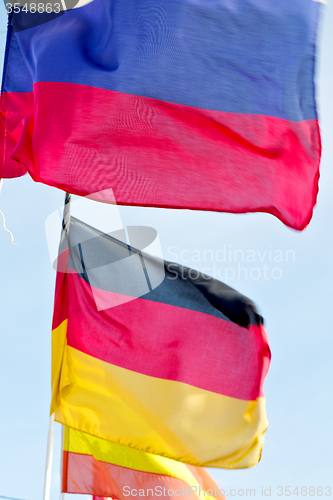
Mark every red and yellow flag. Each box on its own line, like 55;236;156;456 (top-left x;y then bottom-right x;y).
63;426;226;499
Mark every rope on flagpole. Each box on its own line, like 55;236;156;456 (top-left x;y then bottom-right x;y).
0;179;16;245
43;413;55;500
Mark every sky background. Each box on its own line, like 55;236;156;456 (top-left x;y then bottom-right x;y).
0;3;332;500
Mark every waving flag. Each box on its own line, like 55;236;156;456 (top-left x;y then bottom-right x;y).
62;426;226;499
51;215;271;468
0;0;322;229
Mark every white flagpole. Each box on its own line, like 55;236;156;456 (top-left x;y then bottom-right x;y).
61;423;65;500
43;413;55;500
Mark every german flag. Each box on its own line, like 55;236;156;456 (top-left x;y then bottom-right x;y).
63;426;226;499
51;216;270;468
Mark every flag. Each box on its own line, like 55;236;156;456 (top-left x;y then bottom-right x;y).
0;19;33;179
51;215;271;468
0;0;322;230
62;426;226;499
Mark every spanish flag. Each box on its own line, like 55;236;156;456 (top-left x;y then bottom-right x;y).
63;426;226;499
51;216;270;468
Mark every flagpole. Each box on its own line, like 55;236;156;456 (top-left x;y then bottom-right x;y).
55;192;71;500
61;424;65;500
43;413;55;500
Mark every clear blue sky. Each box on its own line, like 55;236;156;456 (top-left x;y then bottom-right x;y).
0;3;332;500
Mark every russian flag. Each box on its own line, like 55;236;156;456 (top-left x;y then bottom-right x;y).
0;0;322;229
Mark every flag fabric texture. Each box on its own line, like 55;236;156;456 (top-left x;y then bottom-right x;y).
0;0;322;230
62;426;226;499
51;214;271;468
